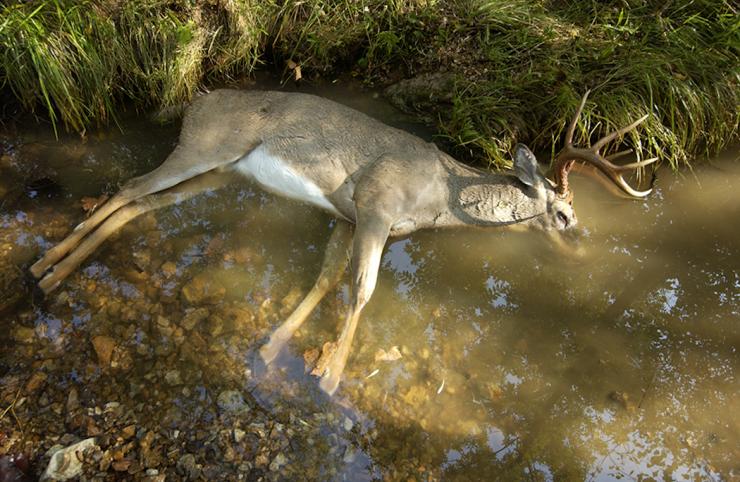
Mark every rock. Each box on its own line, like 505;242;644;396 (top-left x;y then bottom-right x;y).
269;453;287;472
180;307;209;330
181;274;225;305
132;249;151;271
385;73;455;121
343;417;354;432
0;454;32;482
608;391;637;412
12;326;35;344
25;372;47;393
216;390;249;415
42;437;97;481
164;370;182;386
374;346;402;362
66;388;79;413
176;454;201;479
91;336;116;366
121;424;136;440
0;264;26;314
161;261;177;278
233;428;246;443
156;316;173;337
402;385;429;408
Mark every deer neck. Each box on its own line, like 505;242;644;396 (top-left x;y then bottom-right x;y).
440;156;547;228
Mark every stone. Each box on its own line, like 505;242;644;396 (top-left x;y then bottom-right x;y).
164;370;182;386
180;308;209;330
161;261;177;278
132;249;151;271
66;388;79;413
177;454;201;479
121;425;136;439
343;417;354;432
269;453;287;472
181;274;225;305
374;346;402;362
233;428;246;443
216;390;249;415
25;371;47;393
12;326;35;344
91;335;116;367
42;437;97;481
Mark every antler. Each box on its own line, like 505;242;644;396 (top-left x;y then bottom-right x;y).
553;90;659;198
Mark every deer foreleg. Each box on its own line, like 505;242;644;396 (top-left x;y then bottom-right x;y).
318;217;390;395
259;221;353;364
37;170;233;293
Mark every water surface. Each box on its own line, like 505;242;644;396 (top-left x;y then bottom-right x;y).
0;85;737;480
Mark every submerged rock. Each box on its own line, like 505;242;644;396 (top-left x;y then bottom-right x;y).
176;454;201;480
181;274;225;305
180;307;209;330
0;263;27;314
42;438;97;481
216;390;249;415
0;454;32;482
11;326;35;345
91;335;116;367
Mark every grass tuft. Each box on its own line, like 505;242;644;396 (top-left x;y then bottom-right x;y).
0;0;737;169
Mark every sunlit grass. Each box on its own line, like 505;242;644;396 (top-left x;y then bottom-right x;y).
0;0;737;168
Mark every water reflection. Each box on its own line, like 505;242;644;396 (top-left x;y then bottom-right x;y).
0;89;738;480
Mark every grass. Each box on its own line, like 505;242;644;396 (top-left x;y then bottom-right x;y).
0;0;737;169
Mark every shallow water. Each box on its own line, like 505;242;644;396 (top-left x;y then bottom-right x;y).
0;84;738;481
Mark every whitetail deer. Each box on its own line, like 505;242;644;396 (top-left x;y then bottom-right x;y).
30;89;656;394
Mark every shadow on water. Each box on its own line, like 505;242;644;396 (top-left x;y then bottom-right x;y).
0;81;738;480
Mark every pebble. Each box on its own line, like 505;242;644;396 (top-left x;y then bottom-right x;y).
12;326;36;344
343;417;354;432
181;274;226;305
91;335;116;366
164;370;182;386
216;390;249;414
269;453;287;472
180;307;209;330
25;371;47;393
43;437;98;481
233;429;246;443
160;261;177;278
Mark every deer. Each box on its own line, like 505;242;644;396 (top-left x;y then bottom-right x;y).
30;89;657;395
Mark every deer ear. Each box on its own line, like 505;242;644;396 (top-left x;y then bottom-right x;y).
513;144;542;187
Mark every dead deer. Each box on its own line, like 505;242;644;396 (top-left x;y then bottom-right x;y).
30;89;657;394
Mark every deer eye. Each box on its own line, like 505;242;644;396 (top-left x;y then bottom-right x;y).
557;211;569;227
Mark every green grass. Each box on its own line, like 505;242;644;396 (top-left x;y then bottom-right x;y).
0;0;737;169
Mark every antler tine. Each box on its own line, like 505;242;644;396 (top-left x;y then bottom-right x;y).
552;93;657;199
564;90;590;146
606;149;633;161
616;156;659;171
592;114;649;152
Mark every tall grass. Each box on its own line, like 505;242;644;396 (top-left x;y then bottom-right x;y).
0;0;737;168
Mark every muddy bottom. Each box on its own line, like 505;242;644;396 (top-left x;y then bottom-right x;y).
0;84;738;481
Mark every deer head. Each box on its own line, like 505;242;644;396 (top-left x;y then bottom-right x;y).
511;91;658;232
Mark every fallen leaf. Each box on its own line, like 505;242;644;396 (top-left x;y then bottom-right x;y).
374;346;402;362
80;194;109;216
311;341;336;377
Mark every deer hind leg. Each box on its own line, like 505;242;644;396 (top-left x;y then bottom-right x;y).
37;170;234;293
30;146;231;279
318;216;390;395
259;221;353;365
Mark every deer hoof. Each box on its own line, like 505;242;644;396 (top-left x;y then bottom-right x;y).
319;370;341;396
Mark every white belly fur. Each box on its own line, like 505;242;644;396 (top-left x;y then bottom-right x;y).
234;145;340;215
